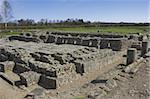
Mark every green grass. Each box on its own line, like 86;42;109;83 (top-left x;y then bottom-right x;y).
75;96;84;99
47;26;149;34
0;26;149;38
0;31;20;38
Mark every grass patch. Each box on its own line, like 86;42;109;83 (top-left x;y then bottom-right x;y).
47;26;149;34
75;96;84;99
0;26;149;38
0;31;20;38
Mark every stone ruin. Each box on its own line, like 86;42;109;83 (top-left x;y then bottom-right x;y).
9;32;130;51
0;31;150;98
0;42;125;89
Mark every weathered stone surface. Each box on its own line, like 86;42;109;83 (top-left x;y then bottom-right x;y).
45;35;56;43
0;64;4;72
100;39;110;49
110;40;123;51
0;61;15;72
126;48;137;65
141;41;149;56
25;33;31;37
51;53;74;65
56;37;64;44
24;88;45;99
7;33;130;51
0;32;130;91
9;36;40;42
13;63;30;74
0;72;14;86
38;75;57;89
124;57;144;73
39;35;47;42
30;53;52;64
0;53;8;62
89;39;98;47
82;39;90;46
131;41;142;50
19;71;41;87
73;38;82;45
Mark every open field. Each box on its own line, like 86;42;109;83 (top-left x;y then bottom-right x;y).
0;25;149;38
47;26;150;34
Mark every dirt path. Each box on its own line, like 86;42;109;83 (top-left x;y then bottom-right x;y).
0;78;26;99
102;59;150;99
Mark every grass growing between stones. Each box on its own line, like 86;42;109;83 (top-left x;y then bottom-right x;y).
75;96;84;99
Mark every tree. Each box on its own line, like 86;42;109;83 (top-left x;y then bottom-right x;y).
0;14;2;22
1;0;13;29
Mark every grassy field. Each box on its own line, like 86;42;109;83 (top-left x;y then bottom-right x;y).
47;26;149;34
0;26;149;38
0;31;20;38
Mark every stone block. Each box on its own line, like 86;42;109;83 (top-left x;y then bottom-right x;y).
45;35;56;43
0;64;4;72
30;53;52;64
19;71;41;87
74;62;84;75
0;61;15;72
24;88;45;99
66;38;74;44
39;35;47;42
82;39;90;46
28;60;57;77
13;63;30;74
73;38;82;45
141;41;149;56
79;33;89;37
126;48;137;65
131;41;142;50
110;40;122;51
100;39;109;49
9;36;40;42
74;60;97;75
0;53;8;62
56;37;64;44
38;75;57;89
89;39;98;47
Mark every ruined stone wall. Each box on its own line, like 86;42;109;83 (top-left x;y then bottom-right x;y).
0;43;126;89
9;33;129;51
51;32;125;38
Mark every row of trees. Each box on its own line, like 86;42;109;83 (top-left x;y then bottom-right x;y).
0;0;88;28
1;18;149;29
0;0;149;30
9;18;86;25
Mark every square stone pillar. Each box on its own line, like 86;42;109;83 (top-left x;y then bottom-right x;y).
141;41;149;56
126;48;137;65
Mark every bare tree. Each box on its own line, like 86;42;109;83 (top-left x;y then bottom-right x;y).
1;0;13;29
0;14;2;22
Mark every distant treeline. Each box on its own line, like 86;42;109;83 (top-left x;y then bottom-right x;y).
0;18;149;29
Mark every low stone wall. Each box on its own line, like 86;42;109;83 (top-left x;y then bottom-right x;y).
9;36;40;43
51;32;125;38
1;33;132;90
124;57;144;73
8;34;129;51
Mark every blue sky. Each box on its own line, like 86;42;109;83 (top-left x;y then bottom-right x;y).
1;0;150;22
